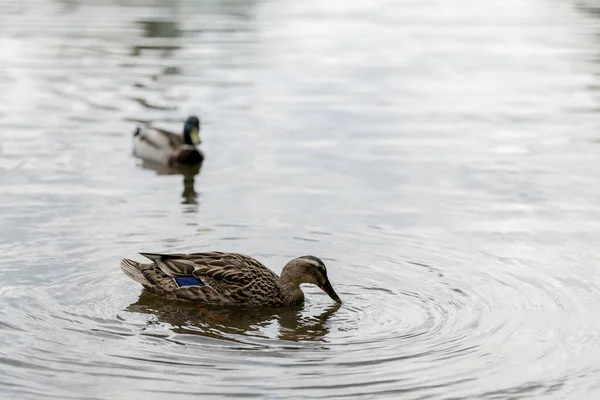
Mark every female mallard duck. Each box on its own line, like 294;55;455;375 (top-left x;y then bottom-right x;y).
120;252;342;307
132;116;203;167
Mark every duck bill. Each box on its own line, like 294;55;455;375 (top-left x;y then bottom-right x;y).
319;279;342;304
190;128;201;145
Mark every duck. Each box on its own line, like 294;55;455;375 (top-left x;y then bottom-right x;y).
120;252;342;307
132;116;204;167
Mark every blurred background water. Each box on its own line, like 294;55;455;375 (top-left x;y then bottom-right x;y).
2;0;600;398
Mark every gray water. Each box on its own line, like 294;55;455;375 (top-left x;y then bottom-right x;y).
2;0;600;398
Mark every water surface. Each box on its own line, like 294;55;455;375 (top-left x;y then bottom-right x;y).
2;0;600;398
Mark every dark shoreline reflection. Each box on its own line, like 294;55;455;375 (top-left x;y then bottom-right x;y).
125;291;341;343
132;19;181;57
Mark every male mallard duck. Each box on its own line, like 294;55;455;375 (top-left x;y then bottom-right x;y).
132;116;203;167
120;252;342;307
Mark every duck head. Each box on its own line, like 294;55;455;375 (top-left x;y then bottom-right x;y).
183;116;201;146
282;255;342;304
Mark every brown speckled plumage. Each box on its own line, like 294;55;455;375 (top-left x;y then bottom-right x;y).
120;252;342;307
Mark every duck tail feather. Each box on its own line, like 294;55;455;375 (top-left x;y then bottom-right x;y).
120;258;152;287
139;252;166;261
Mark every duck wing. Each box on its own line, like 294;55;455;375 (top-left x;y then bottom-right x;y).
139;252;281;305
140;252;279;284
132;123;184;166
134;123;182;151
151;125;183;148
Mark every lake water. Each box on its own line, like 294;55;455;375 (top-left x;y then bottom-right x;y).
2;0;600;398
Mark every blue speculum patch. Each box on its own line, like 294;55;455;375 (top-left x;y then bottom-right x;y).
174;276;204;287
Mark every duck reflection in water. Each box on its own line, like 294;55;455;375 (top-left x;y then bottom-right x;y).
126;291;341;343
138;162;201;205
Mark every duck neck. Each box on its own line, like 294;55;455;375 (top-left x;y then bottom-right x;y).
279;268;305;306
